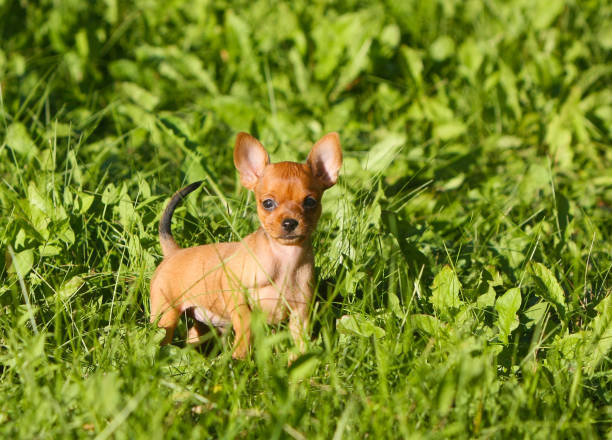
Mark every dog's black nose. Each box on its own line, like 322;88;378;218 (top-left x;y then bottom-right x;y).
282;218;299;232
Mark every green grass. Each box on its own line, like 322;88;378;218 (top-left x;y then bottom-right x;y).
1;0;611;438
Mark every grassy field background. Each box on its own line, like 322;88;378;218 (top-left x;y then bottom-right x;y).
1;0;611;438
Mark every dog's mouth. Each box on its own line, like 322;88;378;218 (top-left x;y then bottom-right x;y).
275;234;306;244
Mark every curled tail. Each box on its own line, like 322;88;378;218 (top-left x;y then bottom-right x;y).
159;181;203;257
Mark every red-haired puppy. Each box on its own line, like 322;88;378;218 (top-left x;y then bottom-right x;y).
150;133;342;359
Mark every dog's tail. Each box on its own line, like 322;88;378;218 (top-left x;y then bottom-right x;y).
159;181;203;257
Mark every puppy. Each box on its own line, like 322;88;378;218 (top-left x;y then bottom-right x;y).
150;132;342;359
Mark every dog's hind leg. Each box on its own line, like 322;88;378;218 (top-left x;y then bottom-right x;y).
150;295;180;345
186;315;209;345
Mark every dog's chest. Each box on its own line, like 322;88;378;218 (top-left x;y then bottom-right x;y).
248;249;312;322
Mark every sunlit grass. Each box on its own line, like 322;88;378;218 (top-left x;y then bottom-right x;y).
0;0;610;438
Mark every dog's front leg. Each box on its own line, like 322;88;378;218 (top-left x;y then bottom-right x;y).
289;304;310;355
230;302;252;359
288;274;314;362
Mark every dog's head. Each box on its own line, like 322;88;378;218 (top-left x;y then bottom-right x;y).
234;132;342;246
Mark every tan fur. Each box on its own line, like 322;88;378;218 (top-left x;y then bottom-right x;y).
150;132;342;359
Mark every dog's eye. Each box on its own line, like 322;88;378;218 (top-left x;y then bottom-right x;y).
303;196;317;209
262;199;277;211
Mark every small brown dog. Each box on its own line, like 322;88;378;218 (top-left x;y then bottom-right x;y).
150;132;342;358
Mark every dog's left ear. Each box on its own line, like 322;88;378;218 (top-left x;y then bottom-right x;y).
307;133;342;189
234;133;270;190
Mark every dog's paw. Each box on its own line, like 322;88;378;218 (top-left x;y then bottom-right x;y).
231;345;248;360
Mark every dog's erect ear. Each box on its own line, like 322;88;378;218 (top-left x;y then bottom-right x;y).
307;132;342;189
234;133;270;190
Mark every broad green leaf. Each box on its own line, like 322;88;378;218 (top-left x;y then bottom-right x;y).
60;195;74;220
574;65;612;95
598;22;612;50
288;48;307;94
495;288;521;344
39;244;61;257
585;295;612;373
523;301;548;329
545;115;573;171
476;286;496;308
138;179;151;199
430;265;463;315
26;181;47;215
331;38;372;99
8;52;26;75
208;95;257;130
5;123;37;156
365;133;406;173
11;248;34;277
288;353;320;382
436;370;456;415
179;54;218;95
499;61;521;119
518;163;549;204
313;22;345;80
440;173;465;191
529;262;567;320
226;10;259;81
388;292;403;319
550;332;583;362
64;51;85;82
458;38;483;81
108;59;140;80
594;105;612;125
120;82;159;111
57;275;85;301
410;314;446;336
495;234;527;269
101;183;120;205
336;314;385;339
485;266;504;286
58;221;75;245
78;192;95;214
379;24;400;51
75;29;88;58
116;193;139;230
531;0;564;30
82;372;123;418
591;173;612;187
44;122;72;139
104;0;118;24
15;229;26;249
400;46;423;88
430;35;455;61
496;135;523;149
433;121;466;141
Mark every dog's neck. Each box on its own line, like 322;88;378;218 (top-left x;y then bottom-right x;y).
257;227;313;265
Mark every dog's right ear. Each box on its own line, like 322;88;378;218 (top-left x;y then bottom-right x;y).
307;132;342;189
234;133;270;190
